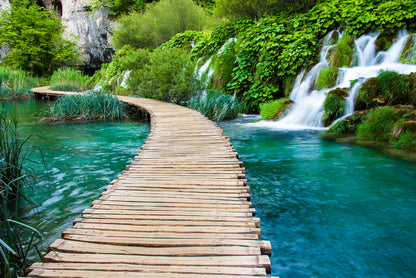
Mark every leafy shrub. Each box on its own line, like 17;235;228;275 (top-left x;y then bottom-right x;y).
357;107;401;142
0;0;80;76
260;98;293;120
111;0;209;49
50;68;92;92
317;67;339;90
47;91;128;121
322;88;348;126
188;90;247;121
129;48;200;104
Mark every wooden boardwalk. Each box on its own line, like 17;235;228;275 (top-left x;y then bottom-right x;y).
29;90;274;277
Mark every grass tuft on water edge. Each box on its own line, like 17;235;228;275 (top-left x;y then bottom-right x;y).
49;68;93;92
188;90;247;122
46;90;129;121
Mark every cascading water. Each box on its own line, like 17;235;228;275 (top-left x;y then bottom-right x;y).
259;30;416;130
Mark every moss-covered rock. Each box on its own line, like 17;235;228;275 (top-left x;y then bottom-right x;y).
399;35;416;64
375;30;395;52
316;67;339;90
355;71;414;110
260;98;293;120
329;35;354;68
327;110;368;135
357;106;401;142
322;88;349;126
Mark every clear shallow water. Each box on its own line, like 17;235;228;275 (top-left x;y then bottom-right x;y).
3;100;150;248
220;116;416;278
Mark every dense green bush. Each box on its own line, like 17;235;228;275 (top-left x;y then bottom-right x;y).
0;0;81;76
188;90;247;121
111;0;209;49
317;67;339;90
129;48;200;104
259;98;292;120
49;68;92;92
212;39;237;92
328;111;367;135
357;107;401;142
394;131;416;152
47;91;128;121
322;88;348;126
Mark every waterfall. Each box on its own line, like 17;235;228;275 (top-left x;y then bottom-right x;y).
260;30;416;130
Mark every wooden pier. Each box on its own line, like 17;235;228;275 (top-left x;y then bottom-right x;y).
28;90;274;277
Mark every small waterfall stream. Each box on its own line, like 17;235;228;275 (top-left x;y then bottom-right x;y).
260;30;416;130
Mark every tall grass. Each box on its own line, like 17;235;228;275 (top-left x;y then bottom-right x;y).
188;90;247;121
0;67;42;100
49;68;92;92
47;90;128;121
0;109;43;277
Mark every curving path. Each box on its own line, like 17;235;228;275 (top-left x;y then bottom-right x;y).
29;89;274;277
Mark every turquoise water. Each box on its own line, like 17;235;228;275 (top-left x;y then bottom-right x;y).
219;116;416;278
3;100;150;249
5;101;416;277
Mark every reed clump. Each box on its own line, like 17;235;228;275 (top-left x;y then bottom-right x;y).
0;109;43;277
49;68;93;92
47;90;129;121
188;90;247;121
0;67;42;100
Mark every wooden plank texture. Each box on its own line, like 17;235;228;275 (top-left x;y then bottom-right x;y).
27;92;274;277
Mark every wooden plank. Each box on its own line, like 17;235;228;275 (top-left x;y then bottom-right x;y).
28;269;269;278
29;263;267;276
62;228;259;240
42;251;271;271
72;222;261;236
49;239;263;256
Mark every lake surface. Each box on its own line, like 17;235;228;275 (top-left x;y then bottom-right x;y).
5;101;416;277
219;115;416;278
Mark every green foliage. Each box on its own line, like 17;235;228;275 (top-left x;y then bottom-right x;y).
357;107;401;142
308;0;416;37
242;82;279;111
375;30;395;52
161;31;207;51
47;91;128;121
0;67;42;100
49;68;92;92
188;90;247;121
129;48;200;104
317;67;339;90
322;88;348;126
328;112;367;135
0;0;81;76
111;0;209;49
91;0;153;18
329;34;354;68
259;98;292;120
